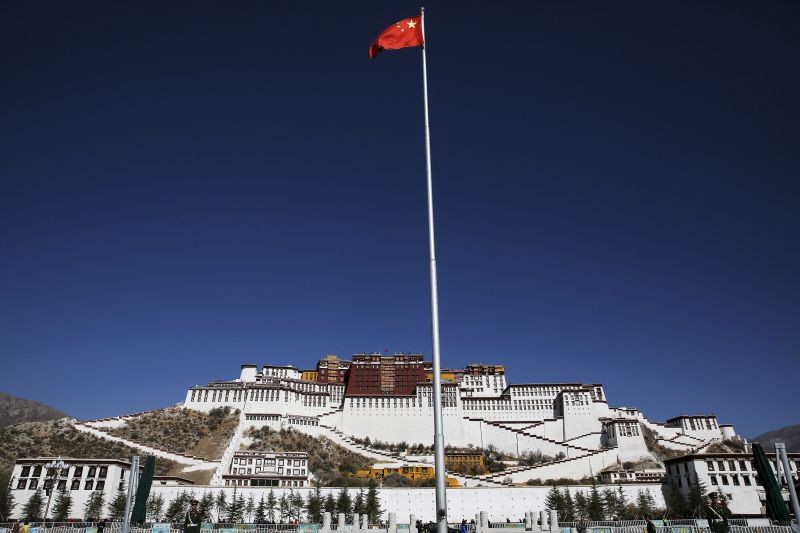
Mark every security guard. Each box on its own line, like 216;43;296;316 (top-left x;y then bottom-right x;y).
184;500;204;533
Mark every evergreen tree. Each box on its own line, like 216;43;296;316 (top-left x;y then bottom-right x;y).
602;489;617;519
545;486;564;514
574;491;588;521
615;486;629;520
84;490;105;521
165;492;191;522
636;490;654;518
227;490;245;523
52;489;72;522
245;494;255;522
266;490;277;522
562;489;576;523
0;474;15;522
147;493;165;522
664;488;686;519
323;493;336;516
336;487;353;523
200;492;215;520
279;493;291;523
588;485;605;520
365;480;382;525
22;489;44;521
255;495;266;524
353;489;366;520
215;491;228;522
305;485;323;524
108;490;127;521
645;491;658;517
291;491;305;522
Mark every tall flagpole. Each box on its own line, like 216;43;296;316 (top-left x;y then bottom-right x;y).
420;7;448;533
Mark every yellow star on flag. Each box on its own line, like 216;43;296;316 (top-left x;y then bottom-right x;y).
407;19;417;29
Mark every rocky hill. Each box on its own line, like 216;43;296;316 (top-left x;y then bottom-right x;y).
0;419;177;477
0;392;67;427
753;424;800;453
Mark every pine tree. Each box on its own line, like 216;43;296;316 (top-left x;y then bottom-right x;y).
170;492;194;522
147;493;165;522
545;486;564;514
0;474;15;522
588;485;605;520
227;490;245;523
664;488;686;518
615;486;629;520
246;494;255;523
279;493;291;523
215;491;228;522
108;490;127;521
291;491;305;522
255;495;267;524
574;491;588;521
602;489;616;519
0;471;14;522
84;490;105;521
266;490;277;523
365;480;382;525
336;487;353;523
323;493;336;516
562;488;576;523
305;485;323;524
636;490;654;518
200;492;215;520
353;489;366;520
22;489;44;521
52;489;72;521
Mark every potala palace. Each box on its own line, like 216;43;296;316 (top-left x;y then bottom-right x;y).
15;352;797;522
177;353;735;486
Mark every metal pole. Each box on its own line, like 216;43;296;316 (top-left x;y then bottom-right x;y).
123;456;140;533
420;7;448;533
776;443;800;530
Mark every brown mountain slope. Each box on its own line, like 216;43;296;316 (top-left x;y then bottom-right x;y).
753;424;800;453
0;392;67;427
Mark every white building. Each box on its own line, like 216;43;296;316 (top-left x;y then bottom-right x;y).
223;450;310;488
180;358;738;485
9;457;194;520
664;452;800;515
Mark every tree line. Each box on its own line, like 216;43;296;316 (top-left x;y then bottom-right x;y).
10;482;383;525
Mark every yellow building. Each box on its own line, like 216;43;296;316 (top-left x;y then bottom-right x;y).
355;463;461;487
444;452;487;474
301;370;318;381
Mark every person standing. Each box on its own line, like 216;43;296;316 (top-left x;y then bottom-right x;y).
184;500;204;533
645;515;656;533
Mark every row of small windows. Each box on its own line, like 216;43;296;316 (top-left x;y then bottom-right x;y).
233;457;306;467
233;467;305;476
225;479;305;487
17;478;109;491
20;465;109;479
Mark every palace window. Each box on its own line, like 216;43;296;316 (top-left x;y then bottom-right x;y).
21;466;31;477
721;475;729;486
85;480;94;490
710;475;718;486
28;479;38;489
743;475;751;486
33;466;42;477
739;460;748;471
707;461;715;471
17;479;26;489
71;480;80;490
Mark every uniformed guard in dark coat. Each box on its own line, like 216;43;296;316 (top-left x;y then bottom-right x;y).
184;500;204;533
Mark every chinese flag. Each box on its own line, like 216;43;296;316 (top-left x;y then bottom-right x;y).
369;15;423;59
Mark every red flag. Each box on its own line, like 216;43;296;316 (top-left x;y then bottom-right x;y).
369;15;423;59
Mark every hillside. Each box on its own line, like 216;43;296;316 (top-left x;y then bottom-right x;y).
0;419;178;478
107;406;239;460
246;426;373;486
753;424;800;453
0;392;67;427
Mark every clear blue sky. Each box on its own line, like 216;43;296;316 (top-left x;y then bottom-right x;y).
1;1;798;438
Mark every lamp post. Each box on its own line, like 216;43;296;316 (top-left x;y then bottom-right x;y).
43;458;69;523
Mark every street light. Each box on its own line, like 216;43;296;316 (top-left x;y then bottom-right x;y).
43;458;69;523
